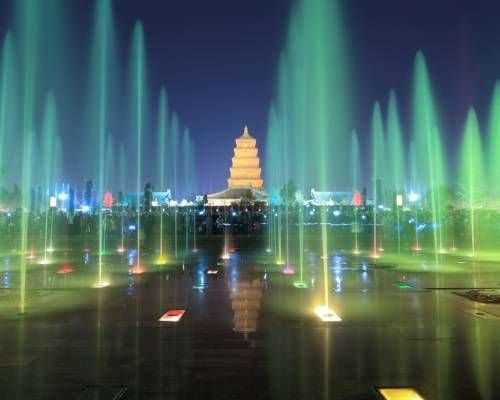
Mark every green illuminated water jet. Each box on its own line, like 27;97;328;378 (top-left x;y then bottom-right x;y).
17;0;40;313
156;87;169;263
412;51;446;255
350;130;361;254
41;92;59;263
89;0;116;287
266;0;351;307
371;102;384;258
459;109;485;257
130;21;148;269
386;90;405;253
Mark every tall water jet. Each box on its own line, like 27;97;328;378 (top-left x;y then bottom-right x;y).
117;143;127;253
386;90;406;252
350;130;361;254
89;0;116;288
156;87;169;264
487;82;500;198
129;21;148;271
182;127;195;200
412;51;446;254
409;141;421;251
16;0;41;312
170;113;180;258
40;92;58;263
459;109;485;257
0;33;16;191
371;102;385;258
267;0;351;309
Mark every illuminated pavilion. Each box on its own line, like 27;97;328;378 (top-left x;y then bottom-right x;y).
207;126;267;206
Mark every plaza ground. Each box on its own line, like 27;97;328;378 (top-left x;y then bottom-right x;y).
1;235;499;399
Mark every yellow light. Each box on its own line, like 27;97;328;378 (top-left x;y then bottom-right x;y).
275;259;285;265
377;387;425;400
92;280;110;288
352;249;361;255
221;253;230;260
370;252;380;259
314;305;341;322
396;194;404;207
155;256;168;265
46;247;55;253
116;247;126;253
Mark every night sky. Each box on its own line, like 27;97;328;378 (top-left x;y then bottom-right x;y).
1;0;500;193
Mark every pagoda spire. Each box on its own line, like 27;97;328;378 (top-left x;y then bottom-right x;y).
228;126;263;189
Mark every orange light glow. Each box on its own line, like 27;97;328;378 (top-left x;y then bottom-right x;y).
131;264;147;274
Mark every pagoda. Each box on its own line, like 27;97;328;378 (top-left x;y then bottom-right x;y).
227;126;263;189
207;126;266;206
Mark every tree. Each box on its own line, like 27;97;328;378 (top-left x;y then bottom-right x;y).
241;189;256;204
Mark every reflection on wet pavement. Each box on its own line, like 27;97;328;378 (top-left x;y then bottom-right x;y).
0;237;500;399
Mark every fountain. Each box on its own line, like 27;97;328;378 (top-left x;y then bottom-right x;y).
459;109;485;257
371;102;384;258
266;0;351;308
130;21;148;272
350;131;361;255
386;90;405;253
412;52;446;255
156;87;169;264
89;0;116;288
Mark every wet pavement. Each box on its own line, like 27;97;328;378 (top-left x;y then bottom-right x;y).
1;236;500;399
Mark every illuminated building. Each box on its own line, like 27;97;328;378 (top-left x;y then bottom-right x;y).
207;126;267;206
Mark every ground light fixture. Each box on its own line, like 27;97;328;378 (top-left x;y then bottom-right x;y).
159;309;186;322
92;280;110;289
282;265;295;275
314;305;342;322
192;283;206;290
155;256;168;265
206;268;219;275
376;387;425;400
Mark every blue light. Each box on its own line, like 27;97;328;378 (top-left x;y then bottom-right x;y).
333;210;341;217
128;224;136;231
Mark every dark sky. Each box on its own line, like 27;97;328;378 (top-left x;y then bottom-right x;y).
1;0;500;192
